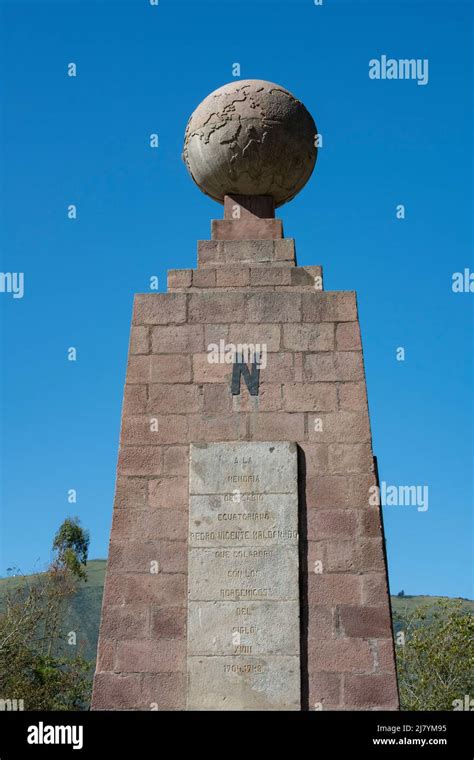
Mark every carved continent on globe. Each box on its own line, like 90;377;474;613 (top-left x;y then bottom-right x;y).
182;80;317;208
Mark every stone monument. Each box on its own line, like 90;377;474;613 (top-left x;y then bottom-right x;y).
92;80;399;711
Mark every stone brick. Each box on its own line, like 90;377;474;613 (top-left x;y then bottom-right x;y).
304;352;364;382
167;269;193;290
151;325;204;354
193;353;232;383
99;605;149;639
203;384;231;413
188;413;247;442
212;218;283;241
307;600;335;641
328;444;374;474
126;355;151;384
148;477;188;509
123;385;147;415
246;292;301;322
359;507;383;537
108;542;163;574
283;383;337;412
309;639;373;673
151;355;192;383
307;411;371;443
93;674;142;709
112;508;188;541
282;323;334;351
302;292;358;322
343;674;399;708
336;322;362;350
308;509;357;541
338;382;368;411
228;323;281;352
232;383;282;412
249;412;304;441
308;672;342;708
114;476;148;509
121;415;187;445
376;640;397;672
308;574;362;605
222;239;285;265
353;538;386;572
133;294;186;325
322;541;357;573
130;326;149;354
347;473;378;507
223;193;275;220
338;605;392;638
117;446;162;476
154;508;188;541
141;673;186;710
290;266;323;288
116;639;186;674
361;573;392;607
156;540;187;574
96;639;115;672
105;573;187;607
298;442;329;477
148;384;200;414
294;353;303;382
306;475;350;509
273;239;296;263
307;539;325;574
250;266;292;286
150;606;187;640
204;324;229;345
188;293;246;323
259;353;294;382
197;240;221;267
163;446;188;477
193;268;216;288
216;266;250;287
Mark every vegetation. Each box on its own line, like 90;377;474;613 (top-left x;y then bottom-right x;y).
394;599;473;711
0;518;93;710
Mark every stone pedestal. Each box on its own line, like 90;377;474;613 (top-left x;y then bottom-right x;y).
92;208;399;711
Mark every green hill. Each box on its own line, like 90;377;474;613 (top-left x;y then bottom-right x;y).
0;560;472;663
0;560;106;662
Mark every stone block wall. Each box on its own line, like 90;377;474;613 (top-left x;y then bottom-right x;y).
92;234;399;711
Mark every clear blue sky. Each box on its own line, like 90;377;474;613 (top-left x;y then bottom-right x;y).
0;0;472;599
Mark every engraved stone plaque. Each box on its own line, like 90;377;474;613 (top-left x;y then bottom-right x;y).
187;442;300;710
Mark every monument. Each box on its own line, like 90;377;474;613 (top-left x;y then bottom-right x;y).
92;80;399;710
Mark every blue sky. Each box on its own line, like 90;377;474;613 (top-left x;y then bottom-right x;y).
0;0;472;599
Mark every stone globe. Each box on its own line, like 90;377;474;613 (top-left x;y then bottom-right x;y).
183;80;317;208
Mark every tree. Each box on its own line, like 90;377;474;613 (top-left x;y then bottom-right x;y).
52;517;90;581
396;600;473;710
0;518;92;710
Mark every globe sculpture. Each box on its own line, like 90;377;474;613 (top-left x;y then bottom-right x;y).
183;79;317;208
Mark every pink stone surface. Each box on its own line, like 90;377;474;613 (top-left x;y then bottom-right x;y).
92;233;398;711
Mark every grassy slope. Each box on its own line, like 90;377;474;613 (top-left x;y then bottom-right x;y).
1;560;472;662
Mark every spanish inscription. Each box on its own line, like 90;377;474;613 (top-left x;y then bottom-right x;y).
187;442;300;710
